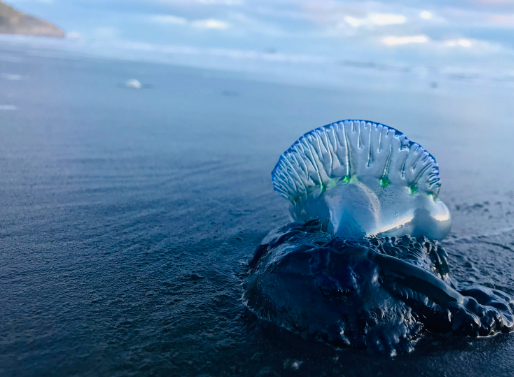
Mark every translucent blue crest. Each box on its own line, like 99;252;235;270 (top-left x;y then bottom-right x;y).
272;120;451;240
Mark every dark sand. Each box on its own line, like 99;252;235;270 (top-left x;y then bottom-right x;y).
1;46;514;376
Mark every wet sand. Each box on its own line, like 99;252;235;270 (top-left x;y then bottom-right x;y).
1;46;514;376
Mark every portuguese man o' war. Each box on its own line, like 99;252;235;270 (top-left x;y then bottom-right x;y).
244;120;514;356
272;119;450;240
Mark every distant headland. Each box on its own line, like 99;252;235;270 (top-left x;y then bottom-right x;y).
0;1;64;38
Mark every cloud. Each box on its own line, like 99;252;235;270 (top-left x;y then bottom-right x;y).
343;13;406;28
1;73;24;81
158;0;242;5
419;11;433;20
486;14;514;25
152;15;188;25
196;0;242;4
380;34;506;55
444;38;472;47
149;15;229;29
225;11;289;36
441;38;505;53
368;13;407;25
191;19;230;29
382;35;429;46
0;105;17;111
66;31;83;40
475;0;514;4
7;0;54;3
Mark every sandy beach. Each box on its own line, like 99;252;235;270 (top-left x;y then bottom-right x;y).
1;44;514;376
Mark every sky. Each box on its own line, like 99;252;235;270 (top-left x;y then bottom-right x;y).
4;0;514;86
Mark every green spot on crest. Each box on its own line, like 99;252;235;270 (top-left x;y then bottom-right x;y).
380;178;390;187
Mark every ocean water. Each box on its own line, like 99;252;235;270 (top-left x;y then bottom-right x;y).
2;45;514;376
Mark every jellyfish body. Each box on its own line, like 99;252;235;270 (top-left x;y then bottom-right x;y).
272;120;451;240
244;119;514;355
